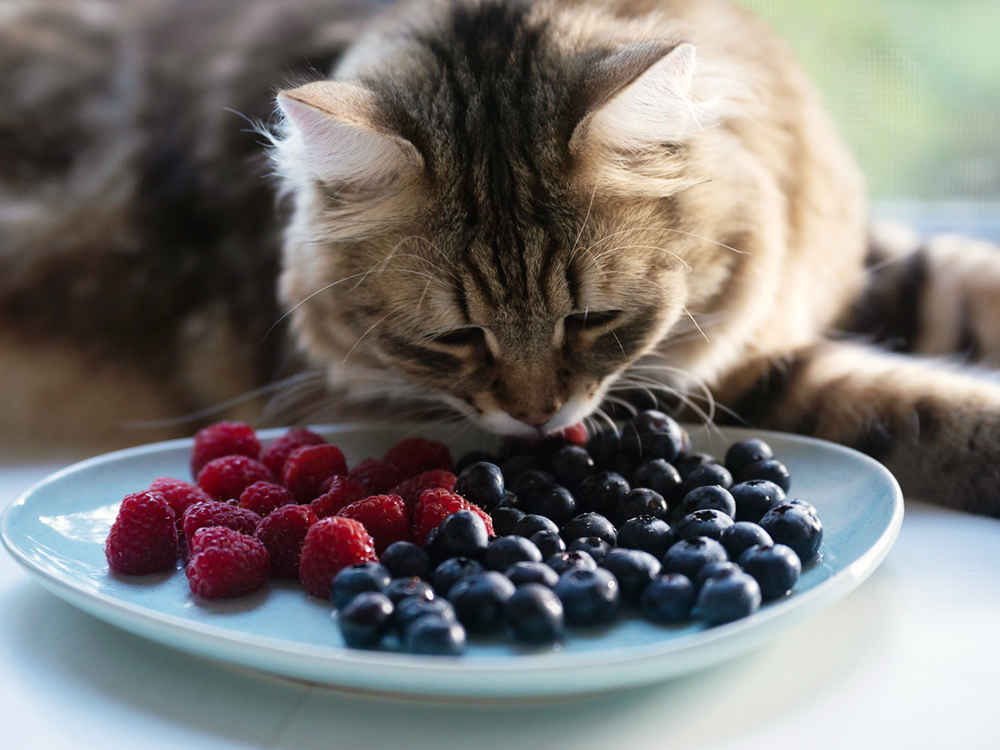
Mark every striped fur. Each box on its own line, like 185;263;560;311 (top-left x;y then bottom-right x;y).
4;0;1000;516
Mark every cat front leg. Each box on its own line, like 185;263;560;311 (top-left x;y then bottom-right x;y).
725;340;1000;516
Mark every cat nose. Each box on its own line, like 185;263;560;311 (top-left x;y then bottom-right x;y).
517;409;560;427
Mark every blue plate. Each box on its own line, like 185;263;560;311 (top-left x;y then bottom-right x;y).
1;424;902;699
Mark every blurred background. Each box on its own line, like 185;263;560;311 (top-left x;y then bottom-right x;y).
739;0;1000;238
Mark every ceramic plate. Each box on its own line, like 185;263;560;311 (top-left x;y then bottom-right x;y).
1;423;902;699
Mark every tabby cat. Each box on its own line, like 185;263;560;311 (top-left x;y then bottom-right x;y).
4;0;1000;515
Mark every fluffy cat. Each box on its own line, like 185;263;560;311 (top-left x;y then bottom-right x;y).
3;0;1000;516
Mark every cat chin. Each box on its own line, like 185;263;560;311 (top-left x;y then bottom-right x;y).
471;396;604;439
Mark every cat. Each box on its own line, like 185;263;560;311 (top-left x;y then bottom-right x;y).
3;0;1000;516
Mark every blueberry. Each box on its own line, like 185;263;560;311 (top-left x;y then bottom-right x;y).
529;529;566;559
631;459;684;507
330;562;392;609
508;469;554;498
586;429;624;471
759;502;822;561
505;584;565;644
549;446;596;489
501;455;543;485
491;506;526;537
683;463;733;493
640;573;696;624
483;535;543;571
379;541;432;580
553;567;620;626
674;452;716;481
394;595;456;633
616;515;675;559
439;509;490;558
454;461;506;511
511;513;560;539
738;543;802;600
614;487;669;526
456;450;497;475
560;512;617;546
680;485;737;519
675;509;734;541
524;484;577;525
567;536;612;565
720;521;773;561
788;498;820;517
600;548;662;605
694;571;761;626
383;576;435;605
621;411;687;463
497;440;532;464
431;557;483;597
738;460;791;492
731;480;787;523
694;560;743;589
498;490;523;510
662;537;729;581
505;561;560;588
724;439;774;477
403;615;467;656
338;591;394;649
420;526;450;566
546;550;598;576
574;472;630;518
448;571;517;634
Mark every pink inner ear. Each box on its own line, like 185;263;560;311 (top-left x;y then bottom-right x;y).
278;92;417;185
573;43;708;155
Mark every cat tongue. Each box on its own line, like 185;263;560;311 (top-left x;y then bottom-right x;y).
558;423;589;447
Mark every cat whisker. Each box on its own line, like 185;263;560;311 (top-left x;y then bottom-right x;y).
568;184;600;268
588;243;691;271
118;371;325;430
259;269;371;346
682;306;710;343
588;225;748;257
341;313;394;363
602;394;638;417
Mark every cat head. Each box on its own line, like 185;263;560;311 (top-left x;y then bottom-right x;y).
271;0;742;437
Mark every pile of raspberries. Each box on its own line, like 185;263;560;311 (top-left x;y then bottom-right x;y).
104;422;487;600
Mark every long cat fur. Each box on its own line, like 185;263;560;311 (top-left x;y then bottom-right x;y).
3;0;1000;516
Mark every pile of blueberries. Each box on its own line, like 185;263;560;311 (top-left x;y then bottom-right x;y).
333;411;824;656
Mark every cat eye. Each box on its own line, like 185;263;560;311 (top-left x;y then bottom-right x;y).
564;310;622;330
431;326;486;347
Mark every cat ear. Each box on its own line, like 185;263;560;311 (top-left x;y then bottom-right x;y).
571;43;708;156
277;81;423;185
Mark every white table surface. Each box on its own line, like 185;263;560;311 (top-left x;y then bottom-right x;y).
2;460;999;750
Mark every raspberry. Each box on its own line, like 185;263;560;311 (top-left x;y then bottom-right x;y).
390;470;457;517
182;501;262;552
282;444;348;502
298;516;377;598
190;421;261;478
382;437;453;479
186;527;270;599
337;494;410;555
239;481;294;516
260;428;327;477
348;458;404;496
412;488;493;546
148;477;213;534
310;475;369;519
197;455;275;501
105;491;178;575
255;504;317;578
